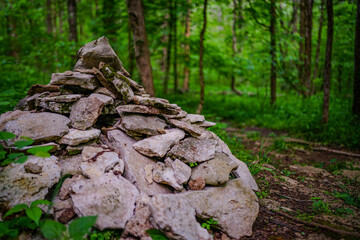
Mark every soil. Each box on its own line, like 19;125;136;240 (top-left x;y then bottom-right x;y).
217;126;360;240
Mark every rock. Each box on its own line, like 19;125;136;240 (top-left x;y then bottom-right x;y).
190;153;238;186
148;194;213;240
3;112;70;144
24;163;43;174
133;96;175;109
342;170;360;181
167;137;217;163
106;130;172;195
53;198;76;223
37;101;75;114
71;173;139;230
27;84;60;96
232;159;259;192
0;110;31;130
66;139;98;155
58;154;83;176
81;146;108;161
168;119;202;137
185;114;205;123
88;93;114;105
74;36;125;73
182;179;259;239
120;114;168;138
0;156;61;209
70;97;104;130
81;151;121;179
133;129;185;158
112;162;125;175
41;94;82;103
20;142;61;153
195;121;217;128
152;162;183;191
58;175;85;200
171;159;191;185
117;105;186;119
188;177;206;190
95;87;116;98
50;72;99;90
15;93;48;111
93;67;121;98
289;165;330;177
122;194;154;239
59;128;101;146
144;165;154;184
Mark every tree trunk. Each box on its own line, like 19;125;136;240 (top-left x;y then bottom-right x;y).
231;0;242;95
313;0;325;90
163;0;173;95
182;0;191;92
173;1;178;92
127;20;135;76
58;0;64;34
196;0;208;114
321;0;333;123
353;0;360;116
67;0;78;42
46;0;53;34
290;0;299;33
270;0;276;104
127;0;155;96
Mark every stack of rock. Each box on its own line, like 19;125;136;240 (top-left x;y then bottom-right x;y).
0;37;259;240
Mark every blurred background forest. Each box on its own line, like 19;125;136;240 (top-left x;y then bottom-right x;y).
0;0;359;148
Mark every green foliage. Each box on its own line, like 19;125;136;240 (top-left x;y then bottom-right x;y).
89;229;122;240
27;146;53;158
201;218;218;230
311;198;331;214
146;229;169;240
332;191;360;208
188;162;198;168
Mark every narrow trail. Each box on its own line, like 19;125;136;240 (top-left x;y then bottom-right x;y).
224;126;360;240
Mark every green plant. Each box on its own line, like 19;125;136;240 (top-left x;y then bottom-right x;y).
201;218;218;230
334;207;354;217
146;229;168;240
311;198;331;214
89;229;122;240
188;162;198;168
271;137;288;152
332;191;360;208
281;169;294;177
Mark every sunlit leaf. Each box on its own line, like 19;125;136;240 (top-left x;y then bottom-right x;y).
27;146;53;157
69;216;97;240
14;140;34;149
30;199;51;208
3;204;28;218
26;207;42;225
0;131;16;140
40;219;66;240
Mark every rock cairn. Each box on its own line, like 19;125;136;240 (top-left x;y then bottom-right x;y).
0;37;259;240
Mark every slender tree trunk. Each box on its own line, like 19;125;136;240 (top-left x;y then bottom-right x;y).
127;20;135;76
67;0;78;42
58;0;64;34
321;0;333;123
163;0;173;95
127;0;155;96
231;0;242;95
353;0;360;116
313;0;325;91
196;0;208;114
299;0;306;93
173;1;178;92
182;0;191;92
46;0;53;34
290;0;299;33
270;0;276;104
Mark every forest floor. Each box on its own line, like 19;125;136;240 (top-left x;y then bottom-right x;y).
213;125;360;240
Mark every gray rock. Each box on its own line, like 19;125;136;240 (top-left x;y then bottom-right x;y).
148;194;213;240
232;159;259;192
24;163;43;174
74;36;126;73
182;179;259;239
0;156;61;208
168;119;202;137
106;130;171;195
95;87;116;98
117;105;186;119
59;128;101;146
42;94;82;103
27;84;60;96
50;72;99;90
133;129;185;158
133;96;175;109
66;140;98;155
37;101;74;114
58;154;83;176
15;93;49;111
58;175;86;200
53;198;76;224
71;173;139;230
70;97;104;130
88;93;114;105
120;114;168;138
171;158;191;185
185;114;205;123
190;153;238;186
81;151;121;179
3;112;70;144
152;162;183;191
0;110;31;130
167;137;217;163
195;121;217;128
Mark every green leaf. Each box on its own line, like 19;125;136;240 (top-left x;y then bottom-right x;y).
69;216;97;240
14;139;34;149
40;219;66;240
30;199;52;208
3;204;28;218
0;131;16;140
26;207;42;225
7;152;25;160
0;222;9;237
146;229;169;240
14;155;28;164
27;146;53;157
20;136;33;141
0;150;6;160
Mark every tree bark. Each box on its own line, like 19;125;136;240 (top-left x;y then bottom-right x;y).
321;0;333;123
58;0;64;34
270;0;276;104
353;0;360;116
196;0;208;114
182;0;191;92
46;0;53;34
173;1;178;92
290;0;299;34
163;0;173;95
231;0;243;95
67;0;78;42
127;0;155;96
127;20;135;76
313;0;325;89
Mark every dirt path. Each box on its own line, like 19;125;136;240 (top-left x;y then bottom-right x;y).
225;126;360;240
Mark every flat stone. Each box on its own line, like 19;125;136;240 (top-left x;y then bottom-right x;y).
59;128;100;146
95;87;116;98
66;140;98;155
181;179;259;239
188;177;205;190
15;93;48;111
88;93;114;105
171;158;191;185
58;175;86;200
50;72;99;90
3;112;70;144
71;173;139;230
148;194;212;240
117;105;185;119
106;130;172;195
74;36;126;73
70;97;104;130
27;84;60;96
24;163;43;174
133;96;175;109
42;94;82;103
185;114;205;123
195;121;217;128
190;153;238;186
167;137;217;163
0;110;31;130
120;114;168;138
0;156;61;209
81;151;121;179
152;161;183;191
168;119;202;137
93;67;121;98
58;154;83;176
37;101;74;114
133;129;185;158
289;165;330;177
53;198;76;224
232;159;259;192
